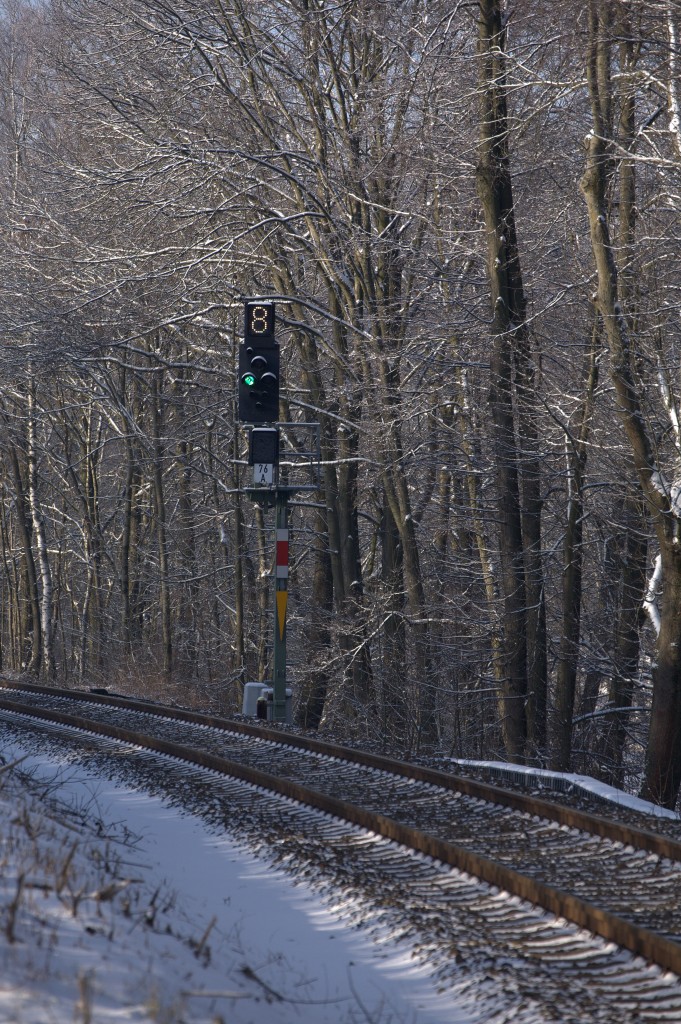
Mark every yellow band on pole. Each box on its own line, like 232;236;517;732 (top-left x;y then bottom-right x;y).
276;590;288;640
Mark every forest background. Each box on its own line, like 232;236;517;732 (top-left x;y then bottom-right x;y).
2;0;681;806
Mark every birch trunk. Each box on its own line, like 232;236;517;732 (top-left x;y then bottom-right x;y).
27;382;55;680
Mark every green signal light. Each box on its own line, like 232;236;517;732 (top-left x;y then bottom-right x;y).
243;373;256;387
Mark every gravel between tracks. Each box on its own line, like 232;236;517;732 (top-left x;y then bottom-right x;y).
7;689;681;942
1;708;681;1023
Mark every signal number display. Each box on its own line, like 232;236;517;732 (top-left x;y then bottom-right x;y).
245;301;275;341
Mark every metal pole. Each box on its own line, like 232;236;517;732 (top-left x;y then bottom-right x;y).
272;487;289;721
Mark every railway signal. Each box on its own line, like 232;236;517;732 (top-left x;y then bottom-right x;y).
238;301;280;423
235;299;322;725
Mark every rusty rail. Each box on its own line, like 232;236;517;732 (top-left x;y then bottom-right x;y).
0;686;680;975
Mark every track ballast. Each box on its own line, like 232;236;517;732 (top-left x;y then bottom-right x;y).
1;679;681;1021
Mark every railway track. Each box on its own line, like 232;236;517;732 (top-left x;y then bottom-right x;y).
1;679;681;1021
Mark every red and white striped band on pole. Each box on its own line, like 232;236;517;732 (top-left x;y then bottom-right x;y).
275;528;289;641
276;529;289;579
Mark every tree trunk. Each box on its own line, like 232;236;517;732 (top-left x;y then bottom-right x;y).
551;324;599;771
176;435;198;681
151;375;172;679
602;494;648;786
641;553;681;806
121;440;142;654
6;439;41;674
517;345;547;761
27;383;55;680
378;493;407;740
476;0;536;760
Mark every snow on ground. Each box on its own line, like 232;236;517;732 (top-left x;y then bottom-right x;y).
450;758;680;819
0;728;480;1024
1;723;679;1024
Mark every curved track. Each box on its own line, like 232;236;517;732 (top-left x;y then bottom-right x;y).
1;679;681;986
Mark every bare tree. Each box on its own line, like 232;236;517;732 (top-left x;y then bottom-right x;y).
580;0;681;806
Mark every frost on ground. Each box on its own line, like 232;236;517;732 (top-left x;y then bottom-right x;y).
0;731;480;1024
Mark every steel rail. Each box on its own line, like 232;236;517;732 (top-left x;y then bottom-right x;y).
0;679;678;860
1;692;681;976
